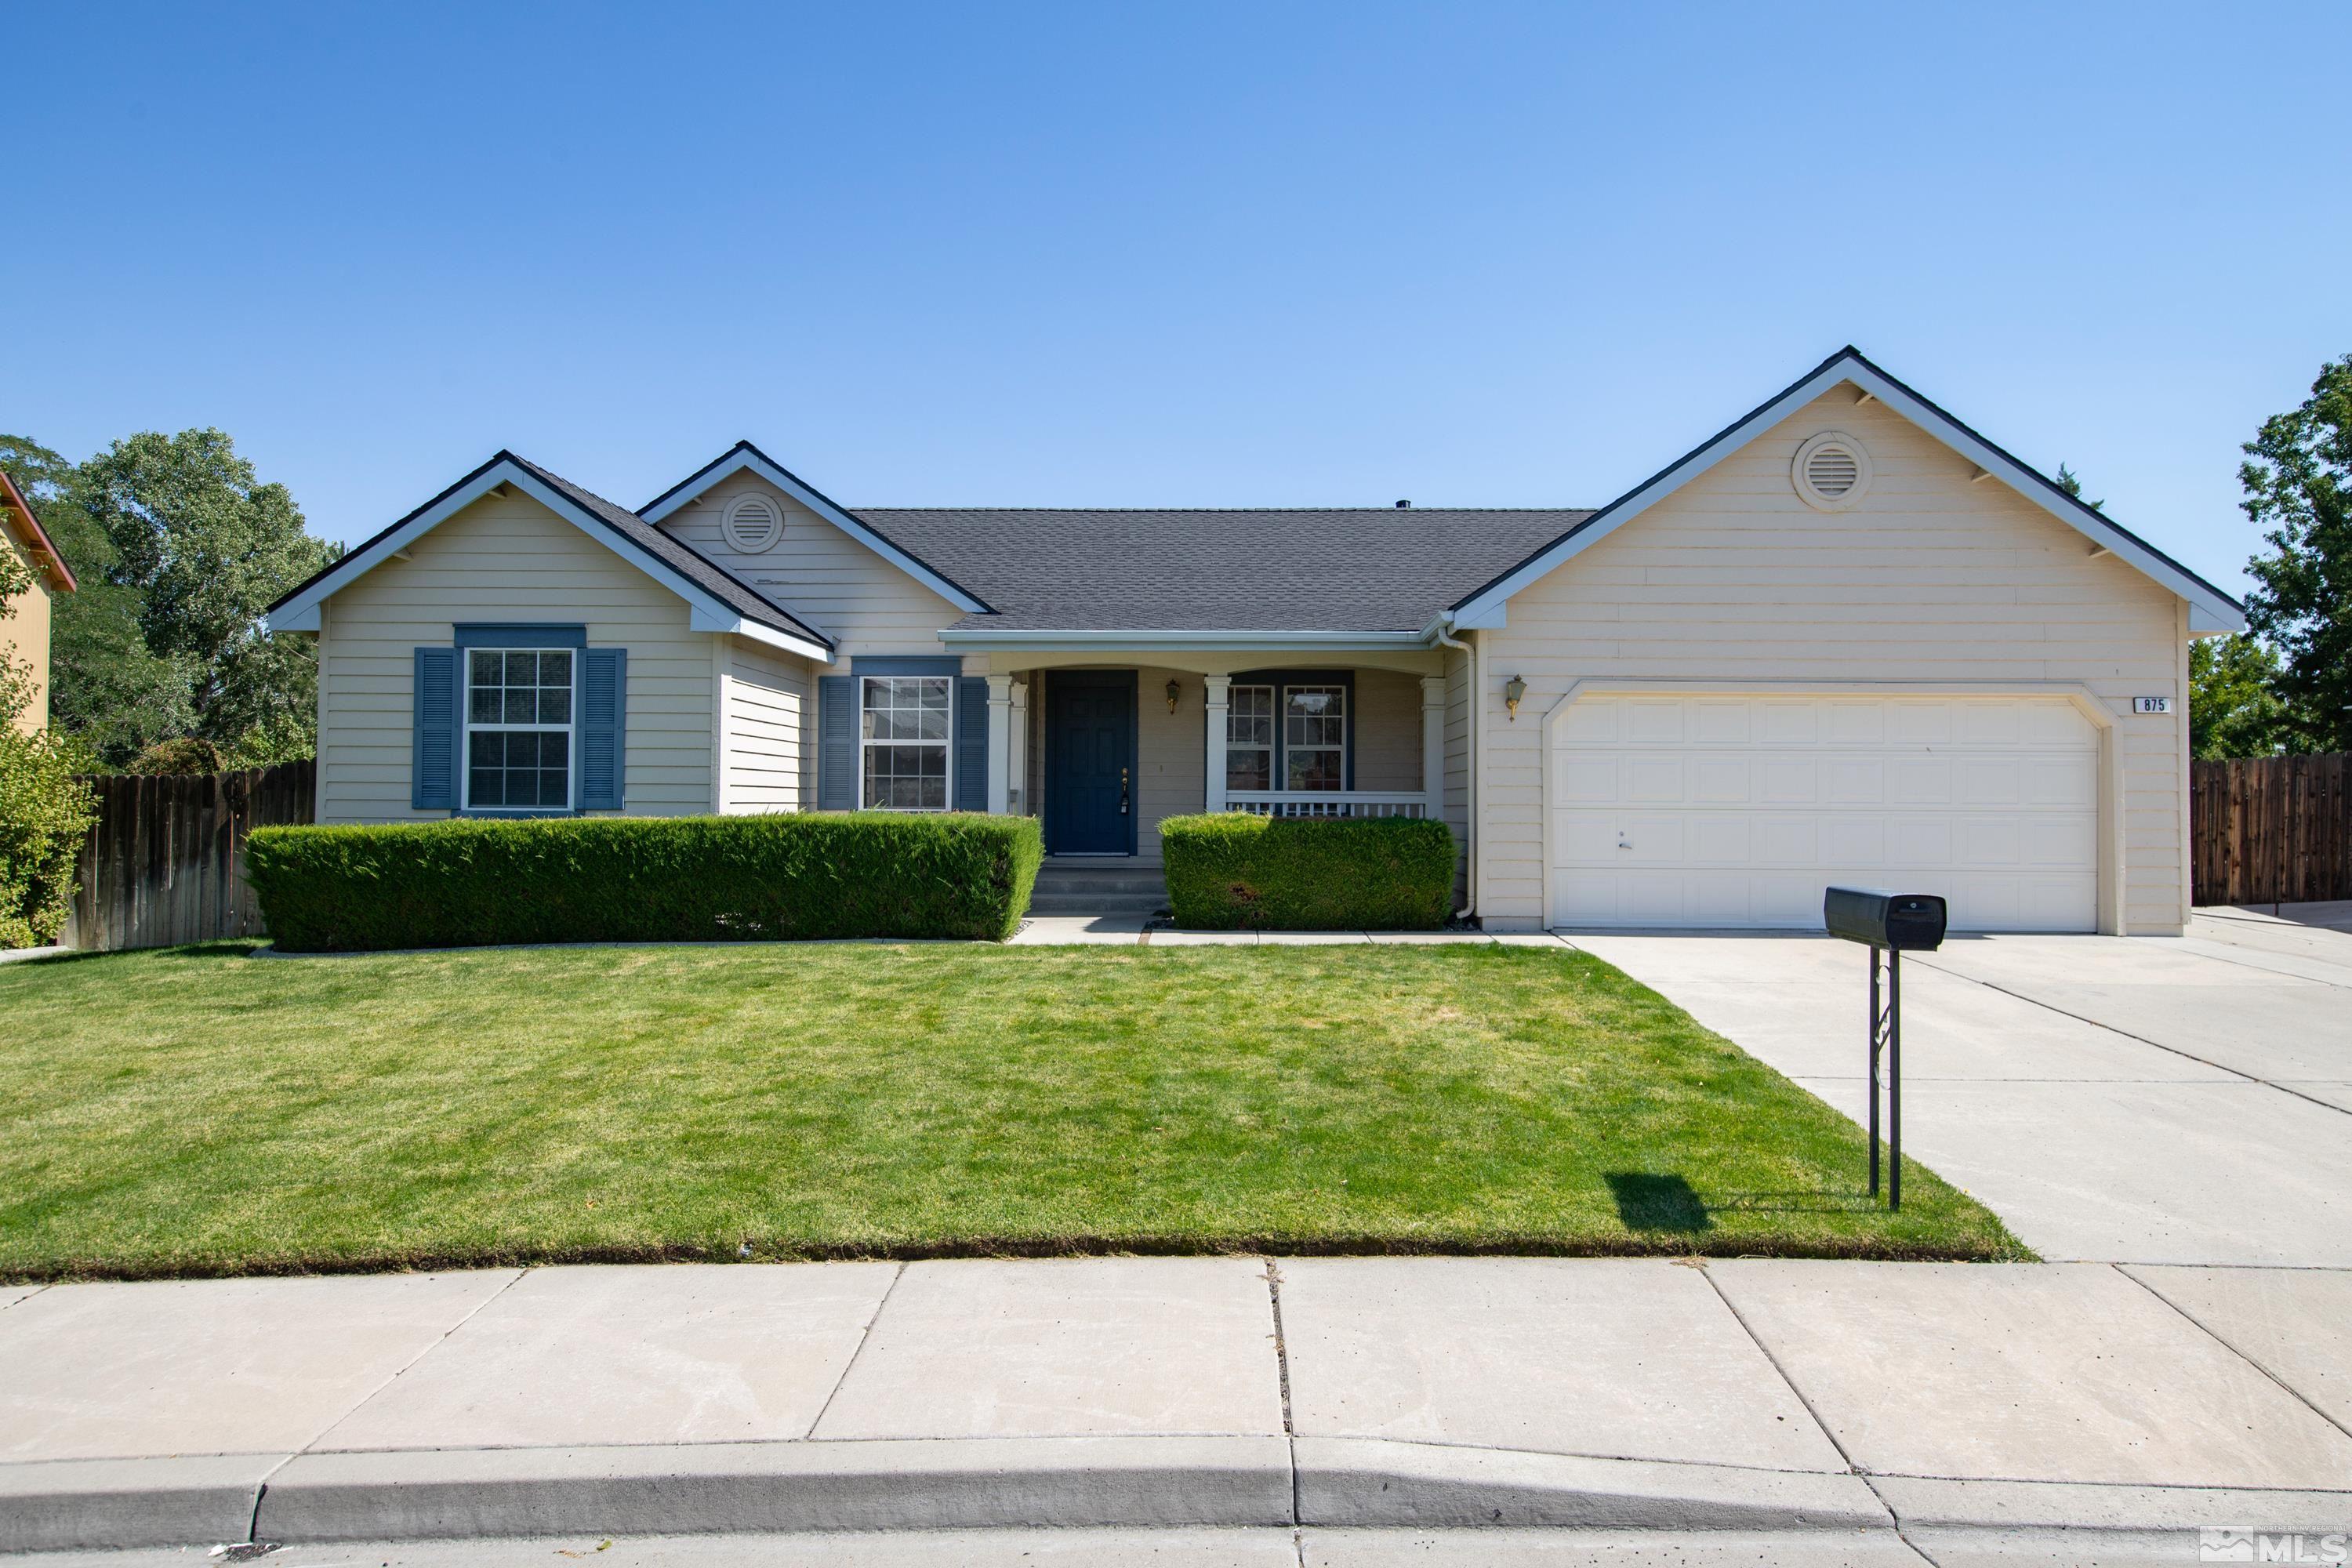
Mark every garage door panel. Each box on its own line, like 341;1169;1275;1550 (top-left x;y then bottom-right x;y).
1755;701;1819;745
1688;816;1751;863
1754;817;1818;863
1550;693;2098;932
1556;755;1617;802
1888;757;1951;805
1692;757;1748;802
1885;817;1955;863
1824;758;1886;804
1625;757;1685;802
1624;699;1686;744
1759;758;1818;803
1824;701;1886;746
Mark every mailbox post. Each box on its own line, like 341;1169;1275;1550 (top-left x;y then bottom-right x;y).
1823;887;1947;1211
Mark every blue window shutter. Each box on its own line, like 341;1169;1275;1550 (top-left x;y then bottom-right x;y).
956;676;987;811
818;675;855;810
579;648;626;811
412;647;459;811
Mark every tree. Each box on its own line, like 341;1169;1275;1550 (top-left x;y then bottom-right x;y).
2240;356;2352;753
0;436;194;763
2054;463;2103;511
2189;634;2288;759
13;428;339;768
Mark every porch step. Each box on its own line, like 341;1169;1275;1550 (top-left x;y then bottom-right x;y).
1026;892;1169;916
1029;862;1170;916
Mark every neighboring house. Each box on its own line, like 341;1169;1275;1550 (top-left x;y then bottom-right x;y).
267;348;2244;935
0;466;78;735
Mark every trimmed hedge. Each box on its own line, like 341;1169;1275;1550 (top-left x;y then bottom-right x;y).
245;812;1044;953
1160;812;1457;931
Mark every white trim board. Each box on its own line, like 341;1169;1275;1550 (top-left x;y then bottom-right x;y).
641;442;989;615
938;628;1432;652
1447;348;2247;636
264;458;834;663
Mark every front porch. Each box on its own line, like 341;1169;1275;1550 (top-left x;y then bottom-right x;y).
977;659;1452;865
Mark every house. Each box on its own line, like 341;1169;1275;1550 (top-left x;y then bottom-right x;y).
266;348;2243;935
0;466;78;735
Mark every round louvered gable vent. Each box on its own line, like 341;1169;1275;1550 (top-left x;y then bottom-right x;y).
721;493;784;553
1791;431;1873;511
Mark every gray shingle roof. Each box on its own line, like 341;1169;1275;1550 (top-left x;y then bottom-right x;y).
845;508;1598;633
504;456;833;648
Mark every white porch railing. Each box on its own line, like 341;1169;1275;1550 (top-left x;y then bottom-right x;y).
1225;791;1431;819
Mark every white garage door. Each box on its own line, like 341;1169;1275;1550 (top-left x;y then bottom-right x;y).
1549;694;2099;931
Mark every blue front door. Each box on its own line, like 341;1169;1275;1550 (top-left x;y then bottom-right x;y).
1046;672;1135;854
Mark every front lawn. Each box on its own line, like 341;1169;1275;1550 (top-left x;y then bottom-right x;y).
0;943;2025;1277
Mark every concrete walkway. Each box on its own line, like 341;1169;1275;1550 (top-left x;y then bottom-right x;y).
1571;914;2352;1268
5;1257;2350;1556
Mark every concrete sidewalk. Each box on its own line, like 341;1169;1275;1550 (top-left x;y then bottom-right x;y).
5;1257;2349;1555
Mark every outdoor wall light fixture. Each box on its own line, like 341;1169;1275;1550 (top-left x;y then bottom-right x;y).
1166;677;1182;713
1504;674;1526;720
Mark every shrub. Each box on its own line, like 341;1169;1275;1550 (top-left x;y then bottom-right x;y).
0;728;98;949
246;811;1044;953
1160;812;1457;931
131;735;224;775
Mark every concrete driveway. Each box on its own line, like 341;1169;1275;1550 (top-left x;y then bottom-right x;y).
1568;903;2352;1266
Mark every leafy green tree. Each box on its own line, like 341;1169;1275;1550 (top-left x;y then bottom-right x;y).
9;430;339;768
2189;634;2288;759
0;437;194;763
2240;357;2352;753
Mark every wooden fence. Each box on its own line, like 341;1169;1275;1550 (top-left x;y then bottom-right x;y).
2191;753;2352;906
61;760;316;951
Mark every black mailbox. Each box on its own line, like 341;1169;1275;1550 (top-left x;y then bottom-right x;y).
1824;887;1947;952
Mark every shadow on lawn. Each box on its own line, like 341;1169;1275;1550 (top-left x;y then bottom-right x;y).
1603;1172;1713;1234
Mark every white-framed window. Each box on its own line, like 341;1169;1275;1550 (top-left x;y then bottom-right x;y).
1226;684;1274;791
465;648;575;811
861;675;951;810
1283;684;1346;790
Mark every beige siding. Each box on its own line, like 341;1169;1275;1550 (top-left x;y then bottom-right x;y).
315;491;716;822
2;526;53;735
659;475;964;658
1354;670;1424;791
1135;667;1206;864
1443;644;1472;902
719;636;814;812
1478;387;2190;933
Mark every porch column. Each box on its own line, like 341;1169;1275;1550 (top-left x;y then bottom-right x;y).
1203;674;1230;812
1007;676;1029;814
985;674;1014;815
1420;676;1446;821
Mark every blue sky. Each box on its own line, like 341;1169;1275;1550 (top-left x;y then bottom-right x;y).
7;3;2346;598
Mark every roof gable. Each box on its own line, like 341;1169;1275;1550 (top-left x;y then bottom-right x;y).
263;453;833;661
641;441;989;615
0;467;76;593
1446;347;2246;635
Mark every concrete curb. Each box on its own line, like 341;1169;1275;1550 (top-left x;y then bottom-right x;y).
259;1437;1292;1543
1871;1474;2352;1532
18;1439;2347;1552
0;1454;275;1554
1294;1438;1890;1530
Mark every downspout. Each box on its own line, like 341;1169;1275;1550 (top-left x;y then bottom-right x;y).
1431;615;1478;922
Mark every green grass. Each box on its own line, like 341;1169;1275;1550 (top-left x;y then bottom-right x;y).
0;942;2027;1278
